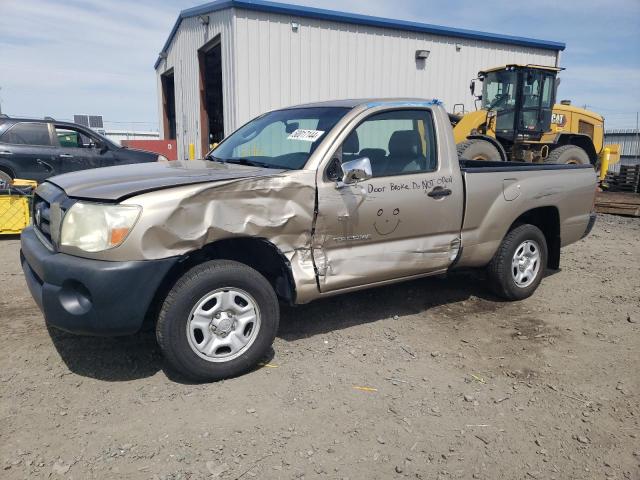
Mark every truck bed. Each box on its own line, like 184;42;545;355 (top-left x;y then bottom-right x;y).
456;159;597;268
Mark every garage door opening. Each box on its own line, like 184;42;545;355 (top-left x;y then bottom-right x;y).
199;37;224;155
161;69;176;140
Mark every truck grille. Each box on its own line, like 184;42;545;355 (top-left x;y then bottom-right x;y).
32;183;68;250
33;194;53;245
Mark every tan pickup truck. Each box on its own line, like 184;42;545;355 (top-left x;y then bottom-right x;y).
20;99;597;381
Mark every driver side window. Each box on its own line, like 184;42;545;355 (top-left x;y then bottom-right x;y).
338;109;437;178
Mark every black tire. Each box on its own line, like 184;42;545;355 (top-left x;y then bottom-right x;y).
487;224;548;301
545;145;590;165
0;169;13;185
156;260;279;382
457;139;502;161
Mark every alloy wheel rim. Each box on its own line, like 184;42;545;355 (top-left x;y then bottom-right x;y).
186;288;261;363
511;240;541;288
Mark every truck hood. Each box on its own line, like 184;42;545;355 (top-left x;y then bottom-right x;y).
47;160;287;201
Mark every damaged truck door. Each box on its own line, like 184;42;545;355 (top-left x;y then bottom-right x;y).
313;108;464;291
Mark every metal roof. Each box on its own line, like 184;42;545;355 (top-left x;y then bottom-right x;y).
154;0;566;69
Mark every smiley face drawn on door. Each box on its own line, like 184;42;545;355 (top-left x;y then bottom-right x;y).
374;208;401;236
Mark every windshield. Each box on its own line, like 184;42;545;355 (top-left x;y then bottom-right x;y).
209;107;350;170
482;70;517;111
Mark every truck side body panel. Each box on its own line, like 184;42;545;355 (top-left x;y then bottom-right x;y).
457;164;596;268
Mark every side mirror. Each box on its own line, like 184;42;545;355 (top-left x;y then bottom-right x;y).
470;78;483;99
339;157;372;186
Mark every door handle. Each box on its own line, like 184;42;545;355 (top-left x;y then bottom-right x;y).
0;151;12;155
59;153;74;158
427;187;452;198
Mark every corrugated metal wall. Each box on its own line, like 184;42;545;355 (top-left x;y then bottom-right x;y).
605;129;640;173
157;7;558;159
231;10;557;129
156;10;236;160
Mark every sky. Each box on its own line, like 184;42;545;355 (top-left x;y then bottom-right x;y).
0;0;639;130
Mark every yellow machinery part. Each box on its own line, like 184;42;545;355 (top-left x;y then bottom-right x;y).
454;104;607;161
0;195;30;235
545;104;605;154
12;179;38;188
599;148;611;181
601;143;621;165
452;110;492;144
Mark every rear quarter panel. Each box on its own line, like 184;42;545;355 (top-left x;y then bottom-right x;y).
458;166;597;267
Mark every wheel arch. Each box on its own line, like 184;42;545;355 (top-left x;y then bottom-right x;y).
466;134;508;162
552;134;598;165
508;206;561;269
145;237;296;327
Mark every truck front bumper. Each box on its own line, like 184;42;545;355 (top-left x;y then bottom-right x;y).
20;226;178;336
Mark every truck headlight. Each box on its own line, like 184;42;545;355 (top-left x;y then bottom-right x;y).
60;202;142;252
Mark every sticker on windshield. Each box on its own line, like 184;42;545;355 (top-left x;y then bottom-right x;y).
287;129;325;142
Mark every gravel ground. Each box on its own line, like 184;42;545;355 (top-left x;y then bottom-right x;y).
1;214;638;480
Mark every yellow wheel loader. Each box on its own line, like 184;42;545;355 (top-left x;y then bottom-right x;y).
451;64;619;167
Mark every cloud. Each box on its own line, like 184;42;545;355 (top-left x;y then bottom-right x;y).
557;65;640;128
0;0;638;130
0;0;181;127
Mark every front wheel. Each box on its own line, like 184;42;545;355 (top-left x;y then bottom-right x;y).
487;224;548;300
156;260;279;382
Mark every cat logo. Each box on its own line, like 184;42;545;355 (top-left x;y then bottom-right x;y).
551;113;567;127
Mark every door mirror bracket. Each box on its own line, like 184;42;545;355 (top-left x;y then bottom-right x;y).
336;157;372;188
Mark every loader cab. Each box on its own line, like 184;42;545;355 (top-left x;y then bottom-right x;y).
479;65;560;143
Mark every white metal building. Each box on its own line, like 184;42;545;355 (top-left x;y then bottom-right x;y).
155;0;565;159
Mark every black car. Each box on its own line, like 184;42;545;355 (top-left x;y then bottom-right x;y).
0;116;162;184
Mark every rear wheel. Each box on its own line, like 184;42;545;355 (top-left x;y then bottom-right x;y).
156;260;279;382
457;139;502;161
487;224;548;300
545;145;590;165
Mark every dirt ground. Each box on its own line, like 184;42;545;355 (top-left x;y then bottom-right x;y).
1;213;638;480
